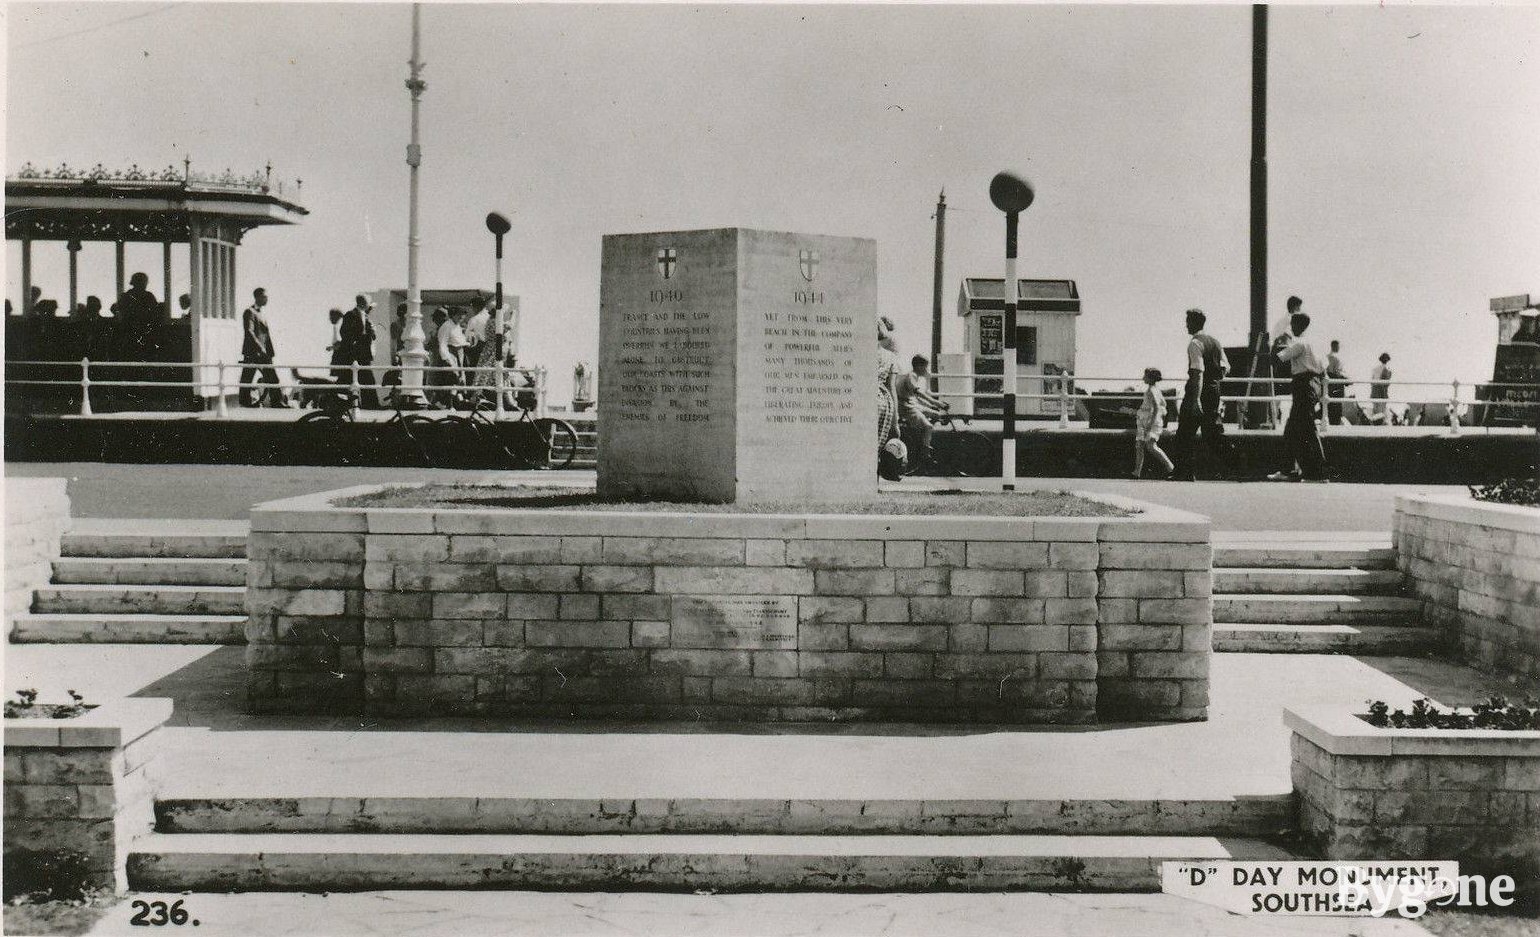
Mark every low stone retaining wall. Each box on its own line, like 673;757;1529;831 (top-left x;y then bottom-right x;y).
3;698;171;893
5;477;70;617
245;486;1212;724
1394;493;1540;678
1287;707;1540;879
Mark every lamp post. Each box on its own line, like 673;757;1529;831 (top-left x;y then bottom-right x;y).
988;171;1035;492
486;211;512;417
398;3;430;407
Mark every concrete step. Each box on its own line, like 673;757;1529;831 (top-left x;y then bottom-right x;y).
1212;567;1403;596
1212;544;1394;570
1211;594;1421;625
126;832;1291;893
32;584;245;616
51;557;247;587
59;533;247;559
155;795;1292;837
10;613;246;644
1213;623;1442;654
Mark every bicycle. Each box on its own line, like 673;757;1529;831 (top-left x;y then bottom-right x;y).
435;396;579;470
902;410;993;478
296;391;435;467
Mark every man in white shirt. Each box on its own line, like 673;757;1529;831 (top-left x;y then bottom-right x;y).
1172;308;1230;481
1269;299;1328;481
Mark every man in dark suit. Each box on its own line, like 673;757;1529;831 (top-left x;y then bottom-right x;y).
338;294;380;408
240;287;288;407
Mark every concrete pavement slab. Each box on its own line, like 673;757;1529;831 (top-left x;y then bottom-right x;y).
82;890;1436;936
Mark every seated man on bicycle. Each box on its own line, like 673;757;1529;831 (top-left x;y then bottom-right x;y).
895;354;948;470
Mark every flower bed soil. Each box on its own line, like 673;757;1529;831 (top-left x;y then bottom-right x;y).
336;485;1136;517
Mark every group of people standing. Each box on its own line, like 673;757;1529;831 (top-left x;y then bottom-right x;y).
1133;296;1393;483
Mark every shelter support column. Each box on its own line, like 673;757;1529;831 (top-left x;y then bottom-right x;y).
162;243;173;317
20;240;31;316
115;240;126;303
67;241;81;316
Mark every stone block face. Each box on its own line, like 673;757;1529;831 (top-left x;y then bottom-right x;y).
246;499;1210;723
1289;714;1540;878
3;700;169;894
1396;496;1540;679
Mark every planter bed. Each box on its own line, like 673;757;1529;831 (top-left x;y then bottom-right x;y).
1286;705;1540;880
4;698;170;894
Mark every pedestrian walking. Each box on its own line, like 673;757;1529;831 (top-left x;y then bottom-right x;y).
1171;308;1229;481
1132;368;1174;479
339;295;381;408
1369;352;1393;424
240;287;289;407
876;316;906;480
1268;298;1328;482
434;306;469;407
1326;340;1347;425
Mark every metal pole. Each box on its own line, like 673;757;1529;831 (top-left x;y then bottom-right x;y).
397;2;430;406
1450;379;1461;435
1002;212;1019;492
930;189;946;379
1058;370;1070;429
1249;3;1268;349
67;241;80;315
494;232;505;419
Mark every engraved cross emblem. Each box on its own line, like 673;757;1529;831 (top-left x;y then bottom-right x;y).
799;249;819;282
657;248;677;280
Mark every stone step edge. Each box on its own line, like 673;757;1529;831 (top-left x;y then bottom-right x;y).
154;795;1292;836
126;832;1293;893
35;583;246;594
1213;622;1437;633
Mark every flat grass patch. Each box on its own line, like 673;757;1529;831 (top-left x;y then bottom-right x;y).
336;484;1135;517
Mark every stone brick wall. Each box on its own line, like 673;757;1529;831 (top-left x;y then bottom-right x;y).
1288;708;1540;880
1394;494;1540;678
5;477;70;616
3;699;170;893
246;488;1210;724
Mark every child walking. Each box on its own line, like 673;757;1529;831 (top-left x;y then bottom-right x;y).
1134;367;1175;479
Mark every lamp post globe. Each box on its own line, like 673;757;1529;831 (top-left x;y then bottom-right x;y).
989;172;1035;214
485;212;511;237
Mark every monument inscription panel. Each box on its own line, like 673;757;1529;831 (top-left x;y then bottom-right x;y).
671;595;798;650
599;228;877;503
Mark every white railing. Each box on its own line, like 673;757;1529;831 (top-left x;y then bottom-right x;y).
929;370;1538;434
6;358;550;420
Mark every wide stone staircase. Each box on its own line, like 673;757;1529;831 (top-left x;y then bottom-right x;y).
1210;532;1439;654
129;789;1292;892
9;523;248;645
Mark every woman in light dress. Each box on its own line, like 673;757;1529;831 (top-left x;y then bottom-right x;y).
1133;367;1174;479
876;316;905;479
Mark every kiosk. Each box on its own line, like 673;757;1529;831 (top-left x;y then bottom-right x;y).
941;277;1079;418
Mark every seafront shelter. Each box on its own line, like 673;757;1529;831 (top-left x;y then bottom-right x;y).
4;162;306;410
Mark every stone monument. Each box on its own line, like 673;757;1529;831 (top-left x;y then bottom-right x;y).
598;228;877;503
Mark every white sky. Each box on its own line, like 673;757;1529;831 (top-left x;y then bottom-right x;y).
7;2;1540;401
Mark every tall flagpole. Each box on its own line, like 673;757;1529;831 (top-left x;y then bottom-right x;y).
399;3;429;405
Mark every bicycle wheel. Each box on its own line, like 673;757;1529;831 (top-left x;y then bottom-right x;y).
954;430;995;477
535;418;579;469
295;410;350;425
391;413;437;466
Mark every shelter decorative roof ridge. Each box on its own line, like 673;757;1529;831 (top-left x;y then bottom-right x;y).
9;161;303;205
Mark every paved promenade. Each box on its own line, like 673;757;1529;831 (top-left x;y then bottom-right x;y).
5;462;1465;530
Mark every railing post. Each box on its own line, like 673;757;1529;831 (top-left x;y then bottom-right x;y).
494;359;506;420
536;366;548;418
1058;371;1070;429
1449;379;1461;435
350;362;361;417
215;362;229;419
78;358;92;416
1318;377;1329;437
